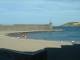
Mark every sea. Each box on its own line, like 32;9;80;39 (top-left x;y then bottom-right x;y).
11;26;80;42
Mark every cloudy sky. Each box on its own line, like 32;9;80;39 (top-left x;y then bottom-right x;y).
0;0;80;26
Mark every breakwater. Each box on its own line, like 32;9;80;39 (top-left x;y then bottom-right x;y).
0;22;63;32
0;22;52;31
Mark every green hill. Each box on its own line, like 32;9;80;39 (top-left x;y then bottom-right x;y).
61;22;80;27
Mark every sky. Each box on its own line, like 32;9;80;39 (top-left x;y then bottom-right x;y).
0;0;80;26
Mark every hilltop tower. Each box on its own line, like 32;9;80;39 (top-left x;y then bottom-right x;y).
49;20;53;31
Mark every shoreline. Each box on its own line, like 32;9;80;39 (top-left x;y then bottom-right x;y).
7;31;80;43
0;31;73;52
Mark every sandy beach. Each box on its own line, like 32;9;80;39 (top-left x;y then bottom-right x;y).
0;31;72;52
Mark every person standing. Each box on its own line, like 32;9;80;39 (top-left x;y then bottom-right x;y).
22;35;25;38
60;41;64;43
25;35;26;39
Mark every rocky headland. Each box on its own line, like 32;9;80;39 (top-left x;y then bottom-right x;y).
61;22;80;27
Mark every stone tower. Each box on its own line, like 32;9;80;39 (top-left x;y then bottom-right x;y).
49;20;53;31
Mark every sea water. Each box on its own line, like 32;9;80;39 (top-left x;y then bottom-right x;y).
11;26;80;42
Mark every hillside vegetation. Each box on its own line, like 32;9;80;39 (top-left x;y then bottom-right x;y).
61;22;80;27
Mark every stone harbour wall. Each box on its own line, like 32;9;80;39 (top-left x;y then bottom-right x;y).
0;22;53;31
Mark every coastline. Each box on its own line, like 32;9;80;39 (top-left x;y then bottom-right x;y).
0;31;72;52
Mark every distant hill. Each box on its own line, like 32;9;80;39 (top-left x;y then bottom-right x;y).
61;22;80;27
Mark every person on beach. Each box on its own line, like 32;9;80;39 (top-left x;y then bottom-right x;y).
22;35;25;38
18;37;20;39
25;35;26;39
60;41;64;43
72;40;76;44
